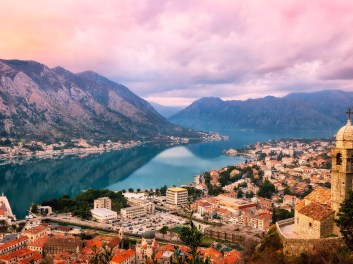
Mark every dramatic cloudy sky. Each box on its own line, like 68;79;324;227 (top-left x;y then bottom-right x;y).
1;0;353;106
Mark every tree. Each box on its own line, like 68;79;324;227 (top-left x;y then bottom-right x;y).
0;220;7;232
90;244;113;264
237;189;244;198
258;180;276;199
180;219;202;262
245;191;254;198
272;208;294;223
159;226;169;235
336;191;353;250
160;185;167;196
128;188;134;193
31;203;38;213
137;188;141;193
283;187;292;195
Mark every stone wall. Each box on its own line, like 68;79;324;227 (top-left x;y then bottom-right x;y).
294;212;334;239
295;213;321;239
276;219;344;256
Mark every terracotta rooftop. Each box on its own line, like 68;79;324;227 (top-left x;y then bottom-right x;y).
111;249;136;263
199;247;223;261
224;249;242;264
44;236;81;247
0;248;33;261
0;236;28;251
85;239;103;249
28;235;48;248
17;252;42;264
298;202;334;221
23;225;47;234
304;187;331;206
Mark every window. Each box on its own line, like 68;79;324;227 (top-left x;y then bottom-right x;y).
336;153;342;165
297;218;299;224
309;222;312;227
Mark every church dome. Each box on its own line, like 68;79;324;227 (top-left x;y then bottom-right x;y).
142;230;155;239
336;119;353;148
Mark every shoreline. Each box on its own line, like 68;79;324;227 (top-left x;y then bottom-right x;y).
0;134;229;166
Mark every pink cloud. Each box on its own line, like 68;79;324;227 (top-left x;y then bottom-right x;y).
0;0;353;106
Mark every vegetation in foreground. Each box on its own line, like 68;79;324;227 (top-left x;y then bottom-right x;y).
248;227;352;264
40;189;128;219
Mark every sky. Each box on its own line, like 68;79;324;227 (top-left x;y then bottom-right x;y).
1;0;353;106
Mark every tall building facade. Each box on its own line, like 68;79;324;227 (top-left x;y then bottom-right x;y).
166;187;188;209
293;112;353;238
331;118;353;214
94;197;112;210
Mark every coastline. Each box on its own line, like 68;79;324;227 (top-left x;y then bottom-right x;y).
0;133;229;166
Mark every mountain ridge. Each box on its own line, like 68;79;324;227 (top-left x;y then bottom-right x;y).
169;90;353;131
0;59;199;142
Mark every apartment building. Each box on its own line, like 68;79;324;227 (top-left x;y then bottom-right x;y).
166;187;188;209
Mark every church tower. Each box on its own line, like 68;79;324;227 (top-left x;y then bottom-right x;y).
331;109;353;214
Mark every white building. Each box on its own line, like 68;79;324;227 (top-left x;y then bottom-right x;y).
90;208;117;223
121;203;155;219
94;197;112;210
166;187;188;209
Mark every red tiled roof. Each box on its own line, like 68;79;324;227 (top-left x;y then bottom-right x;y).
304;187;331;206
298;202;334;221
200;247;223;261
224;249;242;264
23;225;47;234
107;237;121;249
0;236;28;251
85;239;103;249
0;248;33;261
17;251;42;264
28;235;48;248
111;249;136;264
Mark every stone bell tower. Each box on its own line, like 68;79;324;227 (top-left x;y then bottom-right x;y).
331;109;353;214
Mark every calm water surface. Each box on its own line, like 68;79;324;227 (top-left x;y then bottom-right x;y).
0;129;334;218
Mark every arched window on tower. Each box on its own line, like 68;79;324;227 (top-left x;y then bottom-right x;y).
336;153;342;166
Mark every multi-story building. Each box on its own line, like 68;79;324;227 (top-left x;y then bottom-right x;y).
43;236;82;255
239;211;272;230
121;203;155;219
283;195;298;207
94;197;112;210
0;236;29;255
204;225;264;245
0;248;42;264
27;236;48;255
90;208;117;223
166;187;188;209
22;225;49;242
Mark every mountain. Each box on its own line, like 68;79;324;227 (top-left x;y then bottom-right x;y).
0;59;199;142
169;90;353;131
149;102;184;118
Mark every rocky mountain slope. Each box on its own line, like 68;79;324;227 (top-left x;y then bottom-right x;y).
0;59;197;141
169;90;353;131
149;102;184;118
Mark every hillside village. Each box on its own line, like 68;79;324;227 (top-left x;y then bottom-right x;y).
0;137;340;263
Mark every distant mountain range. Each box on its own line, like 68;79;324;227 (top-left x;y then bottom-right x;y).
169;90;353;131
149;102;184;118
0;59;200;142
